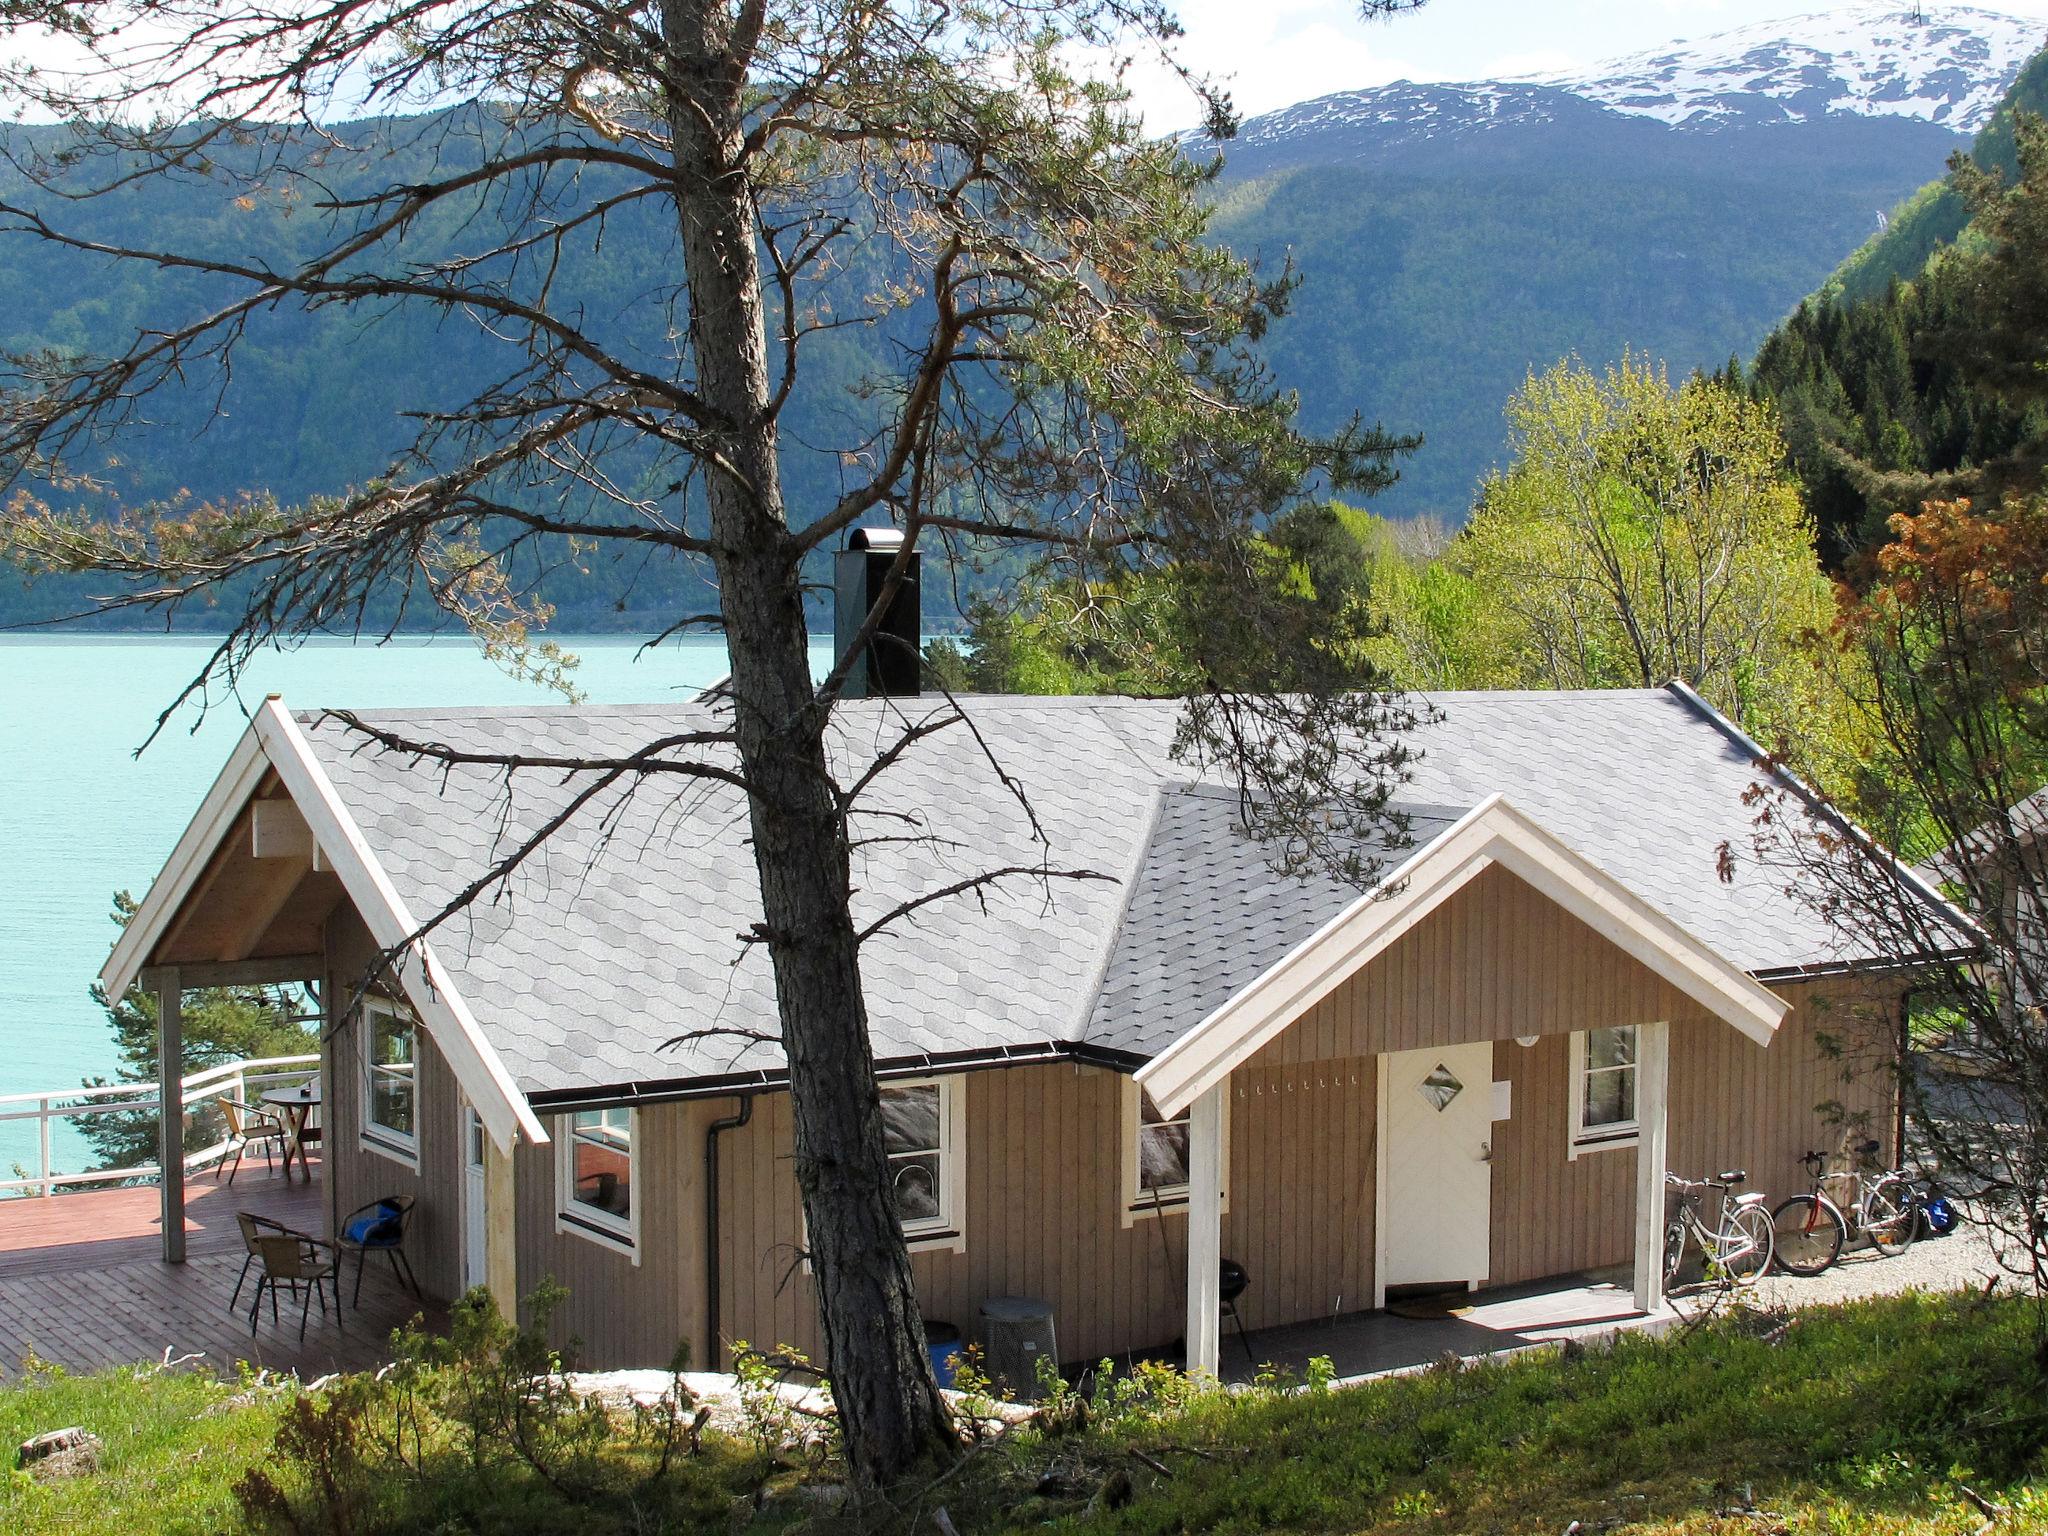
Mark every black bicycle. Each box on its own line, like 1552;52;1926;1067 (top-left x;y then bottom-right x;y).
1770;1140;1918;1277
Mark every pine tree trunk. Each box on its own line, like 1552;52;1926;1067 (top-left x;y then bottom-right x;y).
661;0;954;1488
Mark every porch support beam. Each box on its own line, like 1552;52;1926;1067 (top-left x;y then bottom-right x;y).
1632;1020;1671;1314
1184;1081;1225;1378
147;955;322;989
485;1137;519;1322
156;968;185;1265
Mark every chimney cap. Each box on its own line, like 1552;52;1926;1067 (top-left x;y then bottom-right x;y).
847;525;906;553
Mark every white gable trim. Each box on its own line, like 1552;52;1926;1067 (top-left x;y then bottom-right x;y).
252;701;545;1152
101;720;273;1005
101;699;544;1153
1135;793;1790;1119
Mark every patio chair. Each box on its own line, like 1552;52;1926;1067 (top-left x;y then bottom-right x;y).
338;1195;422;1306
228;1210;296;1314
248;1233;343;1342
216;1097;289;1185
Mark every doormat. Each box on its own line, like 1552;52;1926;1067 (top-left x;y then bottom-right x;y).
1385;1295;1474;1321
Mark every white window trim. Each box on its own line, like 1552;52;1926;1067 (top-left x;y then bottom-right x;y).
555;1107;642;1262
1120;1075;1230;1227
1567;1025;1642;1160
800;1076;968;1265
359;996;420;1169
884;1076;968;1255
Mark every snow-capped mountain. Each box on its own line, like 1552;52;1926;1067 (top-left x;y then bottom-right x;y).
1215;6;2042;172
1529;5;2040;131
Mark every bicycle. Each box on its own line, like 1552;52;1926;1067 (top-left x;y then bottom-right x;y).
1663;1169;1775;1287
1770;1139;1919;1276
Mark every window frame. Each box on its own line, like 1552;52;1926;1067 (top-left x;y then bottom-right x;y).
555;1105;641;1259
1120;1076;1230;1226
879;1076;967;1254
1567;1025;1641;1158
359;996;420;1168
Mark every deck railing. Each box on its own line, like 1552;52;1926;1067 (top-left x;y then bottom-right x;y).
0;1053;321;1198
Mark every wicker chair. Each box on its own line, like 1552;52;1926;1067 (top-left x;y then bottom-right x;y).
228;1210;295;1313
248;1234;343;1342
216;1098;289;1184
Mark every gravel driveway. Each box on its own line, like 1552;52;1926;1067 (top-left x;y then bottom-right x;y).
1672;1210;2008;1316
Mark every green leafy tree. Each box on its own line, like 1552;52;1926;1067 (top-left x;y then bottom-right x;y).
1437;356;1863;779
77;894;315;1172
0;0;1426;1484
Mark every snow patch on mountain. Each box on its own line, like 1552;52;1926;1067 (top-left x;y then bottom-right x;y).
1224;5;2042;155
1523;4;2042;131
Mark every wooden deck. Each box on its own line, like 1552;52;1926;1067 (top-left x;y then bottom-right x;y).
0;1159;445;1379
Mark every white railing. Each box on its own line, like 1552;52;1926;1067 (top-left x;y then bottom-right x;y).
0;1053;321;1198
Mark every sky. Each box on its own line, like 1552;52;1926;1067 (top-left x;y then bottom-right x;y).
1120;0;2048;131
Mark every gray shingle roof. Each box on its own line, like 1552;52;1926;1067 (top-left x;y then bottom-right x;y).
293;687;1910;1102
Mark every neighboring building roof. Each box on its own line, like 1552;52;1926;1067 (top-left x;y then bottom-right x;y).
267;685;1951;1107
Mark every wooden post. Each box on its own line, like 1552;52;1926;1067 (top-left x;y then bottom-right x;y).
1184;1082;1225;1378
1632;1020;1670;1314
155;968;186;1265
484;1136;519;1322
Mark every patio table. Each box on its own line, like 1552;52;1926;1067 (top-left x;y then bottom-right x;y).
261;1079;322;1183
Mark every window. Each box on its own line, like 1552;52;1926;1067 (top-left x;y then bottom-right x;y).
1137;1092;1192;1202
361;998;418;1162
1569;1025;1639;1155
557;1106;637;1254
880;1079;964;1248
1121;1078;1228;1223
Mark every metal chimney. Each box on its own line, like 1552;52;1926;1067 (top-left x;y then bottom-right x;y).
833;526;922;698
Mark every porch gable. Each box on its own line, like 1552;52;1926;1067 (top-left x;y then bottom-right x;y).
1137;795;1789;1118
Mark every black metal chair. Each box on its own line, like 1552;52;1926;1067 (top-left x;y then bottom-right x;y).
337;1195;422;1306
1219;1258;1257;1369
249;1233;343;1342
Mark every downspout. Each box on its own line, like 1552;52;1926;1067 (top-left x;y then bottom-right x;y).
1896;984;1915;1170
703;1095;753;1371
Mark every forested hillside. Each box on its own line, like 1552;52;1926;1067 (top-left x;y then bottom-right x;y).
1752;51;2048;562
0;8;2034;629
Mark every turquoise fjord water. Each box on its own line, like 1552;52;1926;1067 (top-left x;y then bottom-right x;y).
0;633;822;1181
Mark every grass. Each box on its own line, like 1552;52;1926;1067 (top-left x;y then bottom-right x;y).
3;1291;2046;1534
2;1357;285;1535
937;1291;2048;1535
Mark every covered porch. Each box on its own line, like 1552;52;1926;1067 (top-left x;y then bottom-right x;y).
1135;797;1789;1379
1222;1270;1673;1385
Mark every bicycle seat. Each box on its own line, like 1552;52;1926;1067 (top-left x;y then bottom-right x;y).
1856;1139;1881;1158
1718;1168;1748;1184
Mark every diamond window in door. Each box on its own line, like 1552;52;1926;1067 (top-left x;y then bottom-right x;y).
1417;1064;1464;1112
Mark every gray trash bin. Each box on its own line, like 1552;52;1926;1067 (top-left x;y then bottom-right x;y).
977;1295;1057;1400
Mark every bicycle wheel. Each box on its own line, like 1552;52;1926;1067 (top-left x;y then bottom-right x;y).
1663;1220;1687;1285
1717;1205;1775;1286
1864;1178;1919;1257
1770;1195;1844;1276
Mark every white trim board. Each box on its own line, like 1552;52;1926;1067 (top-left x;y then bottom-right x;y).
101;720;272;1003
1136;794;1791;1119
100;697;544;1154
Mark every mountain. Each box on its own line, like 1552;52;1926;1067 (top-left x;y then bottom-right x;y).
1818;37;2048;303
0;7;2041;628
1199;5;2044;518
1748;35;2048;561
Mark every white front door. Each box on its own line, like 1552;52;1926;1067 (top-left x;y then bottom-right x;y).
461;1105;488;1292
1378;1041;1494;1296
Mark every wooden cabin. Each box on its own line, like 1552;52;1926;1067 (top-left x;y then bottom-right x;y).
100;667;1970;1378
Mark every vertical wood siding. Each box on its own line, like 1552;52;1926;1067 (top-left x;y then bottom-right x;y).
315;861;1900;1371
1244;864;1704;1068
1669;978;1899;1213
511;1099;709;1370
320;906;463;1301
